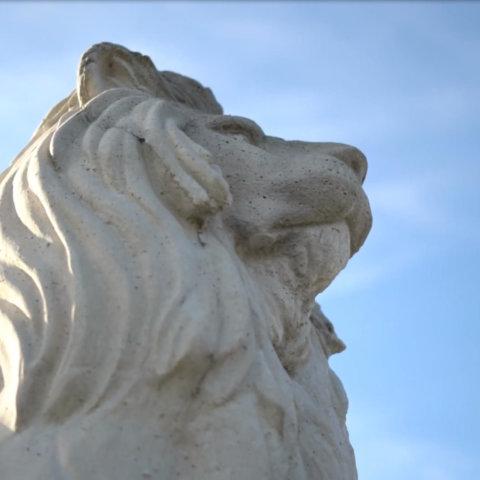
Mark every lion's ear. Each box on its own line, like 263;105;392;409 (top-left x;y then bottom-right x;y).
166;119;232;217
77;43;159;107
141;113;232;222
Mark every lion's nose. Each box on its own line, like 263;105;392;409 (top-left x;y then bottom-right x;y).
324;144;368;183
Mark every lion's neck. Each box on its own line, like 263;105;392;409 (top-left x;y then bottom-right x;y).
236;234;322;374
202;218;333;372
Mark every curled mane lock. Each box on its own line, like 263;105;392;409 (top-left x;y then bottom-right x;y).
0;62;238;430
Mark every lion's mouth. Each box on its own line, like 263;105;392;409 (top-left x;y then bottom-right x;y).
328;151;372;256
344;186;372;256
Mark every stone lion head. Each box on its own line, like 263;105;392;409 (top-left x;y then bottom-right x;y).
0;43;371;479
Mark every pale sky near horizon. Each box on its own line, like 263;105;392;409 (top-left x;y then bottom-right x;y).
1;2;479;479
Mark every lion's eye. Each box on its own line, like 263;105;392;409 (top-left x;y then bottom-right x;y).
208;116;265;145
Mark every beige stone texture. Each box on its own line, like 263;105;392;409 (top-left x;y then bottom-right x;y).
0;43;371;479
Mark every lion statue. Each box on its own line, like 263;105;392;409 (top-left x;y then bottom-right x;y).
0;43;371;479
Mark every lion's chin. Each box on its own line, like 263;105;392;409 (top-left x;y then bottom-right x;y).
289;221;351;296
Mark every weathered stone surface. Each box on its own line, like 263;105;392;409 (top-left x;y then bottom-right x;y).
0;43;371;479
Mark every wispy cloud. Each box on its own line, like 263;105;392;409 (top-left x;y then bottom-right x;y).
223;81;480;150
319;163;480;299
369;176;445;229
319;248;420;300
347;405;479;480
368;167;480;235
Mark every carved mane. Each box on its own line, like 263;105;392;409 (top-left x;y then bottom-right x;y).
0;43;360;479
0;44;254;428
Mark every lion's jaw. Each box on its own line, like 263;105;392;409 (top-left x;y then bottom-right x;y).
232;219;350;372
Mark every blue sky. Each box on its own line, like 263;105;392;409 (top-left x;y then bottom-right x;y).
1;2;479;478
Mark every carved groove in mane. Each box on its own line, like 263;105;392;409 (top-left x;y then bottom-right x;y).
0;89;264;431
